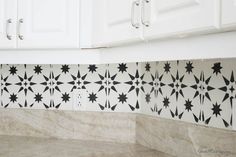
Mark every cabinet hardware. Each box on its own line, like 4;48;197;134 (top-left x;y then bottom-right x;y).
18;19;24;40
131;0;140;29
141;0;150;27
6;19;12;40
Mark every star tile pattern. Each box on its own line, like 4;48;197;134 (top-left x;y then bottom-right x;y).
0;58;235;130
141;59;235;130
0;64;141;113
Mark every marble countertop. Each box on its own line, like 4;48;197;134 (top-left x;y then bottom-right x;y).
0;135;173;157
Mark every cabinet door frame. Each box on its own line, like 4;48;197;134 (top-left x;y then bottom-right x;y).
0;0;17;49
221;0;236;29
92;0;143;47
17;0;80;49
143;0;220;40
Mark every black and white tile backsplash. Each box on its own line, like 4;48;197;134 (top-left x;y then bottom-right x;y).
0;63;140;112
141;59;235;130
0;59;235;130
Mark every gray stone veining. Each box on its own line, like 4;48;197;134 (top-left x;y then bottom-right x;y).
0;109;136;143
0;135;173;157
136;114;236;157
0;109;235;157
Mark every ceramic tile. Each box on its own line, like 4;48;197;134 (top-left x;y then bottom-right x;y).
107;63;140;112
0;58;235;130
141;59;236;130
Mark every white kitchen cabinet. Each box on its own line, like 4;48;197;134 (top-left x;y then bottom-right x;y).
17;0;80;48
143;0;219;40
92;0;143;47
92;0;220;46
0;0;17;48
222;0;236;29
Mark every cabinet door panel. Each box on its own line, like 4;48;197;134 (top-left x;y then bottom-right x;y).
18;0;79;48
222;0;236;28
143;0;218;40
92;0;142;47
0;0;17;48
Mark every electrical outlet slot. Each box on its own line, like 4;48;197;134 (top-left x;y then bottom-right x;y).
73;89;88;111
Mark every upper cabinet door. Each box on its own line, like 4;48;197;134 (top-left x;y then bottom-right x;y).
143;0;219;40
17;0;80;48
92;0;142;47
222;0;236;29
0;0;17;48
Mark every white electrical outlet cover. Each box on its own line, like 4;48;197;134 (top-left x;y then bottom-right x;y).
73;89;87;111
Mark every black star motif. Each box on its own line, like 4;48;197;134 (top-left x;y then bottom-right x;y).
185;61;194;74
222;119;230;128
88;65;97;73
95;70;121;95
61;65;70;74
212;103;222;117
34;93;43;103
41;72;63;95
219;71;235;107
9;66;17;75
218;72;235;122
145;93;151;104
168;71;187;101
125;69;146;96
15;72;37;96
118;93;128;104
9;93;18;103
18;100;34;108
117;63;128;73
193;110;211;124
151;104;162;115
34;65;43;74
212;62;222;76
191;71;215;104
44;100;61;109
163;97;170;108
98;100;118;111
164;62;171;73
128;101;140;111
95;69;123;111
149;71;165;98
145;63;151;72
68;70;91;92
1;75;12;94
170;107;184;119
88;92;97;103
61;92;70;103
184;99;193;112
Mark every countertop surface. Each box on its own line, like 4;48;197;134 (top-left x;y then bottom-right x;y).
0;135;173;157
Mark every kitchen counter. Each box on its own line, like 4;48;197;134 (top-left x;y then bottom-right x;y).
0;135;173;157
